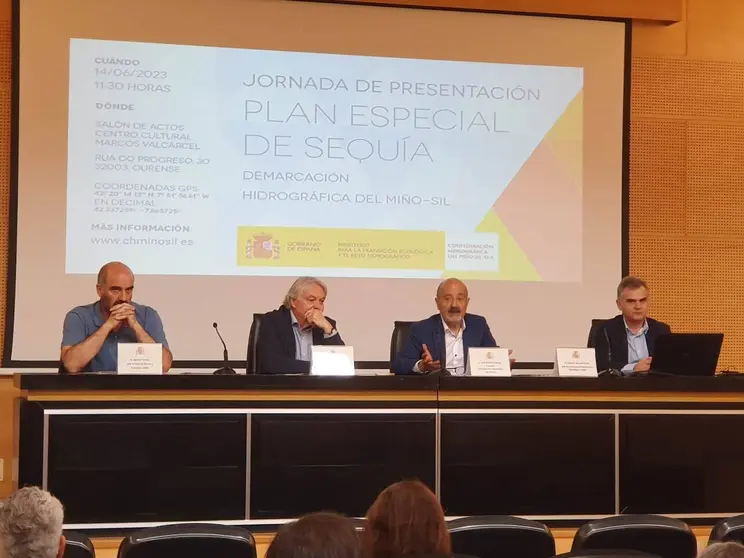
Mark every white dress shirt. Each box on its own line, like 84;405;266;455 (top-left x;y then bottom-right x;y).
443;317;466;375
414;317;467;374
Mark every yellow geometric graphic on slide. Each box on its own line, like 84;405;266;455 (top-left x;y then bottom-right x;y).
478;88;583;282
544;89;583;183
443;210;541;281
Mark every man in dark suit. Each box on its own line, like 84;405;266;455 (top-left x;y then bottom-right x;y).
392;278;499;375
256;277;344;374
594;276;671;375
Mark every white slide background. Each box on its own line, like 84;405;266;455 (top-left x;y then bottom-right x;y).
67;39;582;278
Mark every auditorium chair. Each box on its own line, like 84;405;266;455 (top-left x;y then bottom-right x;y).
246;312;264;374
389;321;413;372
448;516;555;558
571;515;697;558
587;319;609;348
63;531;96;558
709;515;744;544
116;523;256;558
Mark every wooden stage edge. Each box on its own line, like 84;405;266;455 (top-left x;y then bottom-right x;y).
23;389;438;402
90;528;714;558
22;389;744;403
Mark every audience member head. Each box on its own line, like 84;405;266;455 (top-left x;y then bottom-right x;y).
266;512;360;558
96;261;135;313
616;275;649;328
282;277;328;325
700;542;744;558
364;480;450;558
0;486;65;558
435;278;469;331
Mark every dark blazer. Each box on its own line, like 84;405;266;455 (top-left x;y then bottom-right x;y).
256;306;345;375
594;314;671;372
392;313;497;375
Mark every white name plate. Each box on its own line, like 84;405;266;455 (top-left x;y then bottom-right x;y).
311;345;355;376
466;347;512;377
555;348;598;378
117;343;163;375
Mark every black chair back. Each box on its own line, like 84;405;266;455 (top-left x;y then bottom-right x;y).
246;313;264;374
63;531;95;558
587;319;610;348
448;516;555;558
390;321;413;371
117;523;256;558
710;514;744;544
572;515;697;558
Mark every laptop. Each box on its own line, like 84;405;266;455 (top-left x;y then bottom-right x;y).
650;333;724;377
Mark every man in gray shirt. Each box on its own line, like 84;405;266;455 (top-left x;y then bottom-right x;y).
60;261;172;373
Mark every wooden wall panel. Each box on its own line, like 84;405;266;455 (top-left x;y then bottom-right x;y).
632;57;744;120
338;0;683;22
632;19;687;58
0;376;18;498
0;0;7;361
687;121;744;236
629;120;687;236
687;0;744;60
630;235;744;371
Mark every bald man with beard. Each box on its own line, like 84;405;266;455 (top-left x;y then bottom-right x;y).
391;278;499;375
60;261;172;373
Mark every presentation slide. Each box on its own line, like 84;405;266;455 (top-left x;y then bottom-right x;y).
69;39;583;281
10;0;626;364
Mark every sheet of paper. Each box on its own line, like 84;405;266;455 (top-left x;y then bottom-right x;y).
117;343;163;375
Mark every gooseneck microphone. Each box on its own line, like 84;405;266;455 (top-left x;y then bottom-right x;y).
600;326;622;377
212;322;236;375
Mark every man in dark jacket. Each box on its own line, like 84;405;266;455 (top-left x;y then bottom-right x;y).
256;276;344;374
594;276;671;375
392;278;499;375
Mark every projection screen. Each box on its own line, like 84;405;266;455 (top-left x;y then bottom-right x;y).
6;0;629;367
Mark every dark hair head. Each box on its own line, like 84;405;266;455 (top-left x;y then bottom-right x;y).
266;512;361;558
700;542;744;558
363;480;450;558
617;276;649;299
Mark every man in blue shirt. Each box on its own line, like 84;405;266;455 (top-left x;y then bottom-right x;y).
60;261;172;373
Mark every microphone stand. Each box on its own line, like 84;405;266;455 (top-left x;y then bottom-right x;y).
212;322;236;375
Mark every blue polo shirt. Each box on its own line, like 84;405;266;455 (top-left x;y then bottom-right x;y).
61;301;169;373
